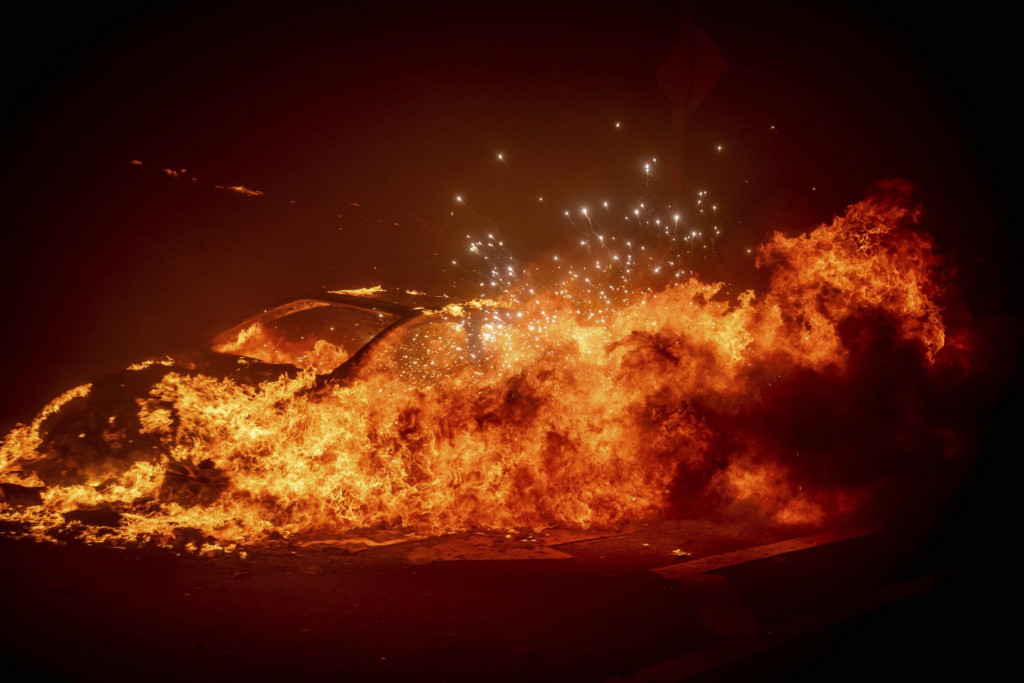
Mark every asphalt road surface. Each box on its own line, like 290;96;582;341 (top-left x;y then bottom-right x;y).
0;518;1000;681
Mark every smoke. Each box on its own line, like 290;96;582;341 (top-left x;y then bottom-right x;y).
0;181;975;550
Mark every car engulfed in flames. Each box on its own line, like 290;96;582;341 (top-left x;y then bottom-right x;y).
0;181;971;554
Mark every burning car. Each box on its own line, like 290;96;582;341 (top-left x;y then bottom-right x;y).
0;183;969;554
0;290;511;535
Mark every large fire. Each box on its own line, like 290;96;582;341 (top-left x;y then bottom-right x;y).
0;181;966;553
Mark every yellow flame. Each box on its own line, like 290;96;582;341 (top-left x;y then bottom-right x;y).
0;185;954;551
329;285;385;297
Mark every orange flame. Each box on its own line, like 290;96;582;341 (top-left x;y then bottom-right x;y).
0;183;958;552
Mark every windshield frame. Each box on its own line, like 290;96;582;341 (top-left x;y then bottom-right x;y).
209;293;423;376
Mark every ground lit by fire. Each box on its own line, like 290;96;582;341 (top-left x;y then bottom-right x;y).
0;181;967;554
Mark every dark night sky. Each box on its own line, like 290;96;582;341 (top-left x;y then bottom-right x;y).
1;1;1023;672
2;1;1021;423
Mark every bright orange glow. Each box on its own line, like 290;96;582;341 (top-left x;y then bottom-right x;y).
0;183;957;553
212;322;352;374
329;285;385;297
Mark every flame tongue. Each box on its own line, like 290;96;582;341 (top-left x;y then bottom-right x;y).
0;183;961;551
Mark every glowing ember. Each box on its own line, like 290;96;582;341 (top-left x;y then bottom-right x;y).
214;185;264;197
0;182;964;553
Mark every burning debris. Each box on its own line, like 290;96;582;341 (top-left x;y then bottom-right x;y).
0;182;969;553
138;160;263;197
213;184;264;197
